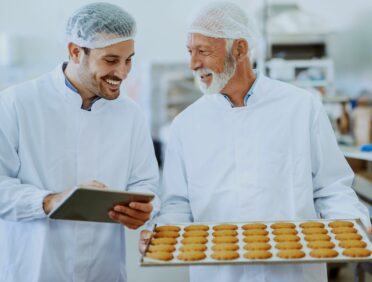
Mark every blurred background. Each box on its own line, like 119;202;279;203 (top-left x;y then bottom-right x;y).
1;0;372;281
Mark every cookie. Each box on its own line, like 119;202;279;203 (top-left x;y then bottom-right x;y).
331;227;357;234
211;251;239;260
272;228;298;235
151;238;177;245
243;229;268;236
183;230;209;238
184;224;209;231
155;225;181;232
304;234;331;242
146;251;174;261
328;221;354;228
242;223;267;230
339;240;367;249
277;250;305;259
301;228;328;235
310;249;339;258
179;244;207;252
343;248;372;257
244;243;272;251
213;224;238;231
243;236;270;243
148;244;176;253
271;222;296;229
213;230;238;237
212;244;239;251
335;233;362;241
177;251;206;261
275;242;303;250
299;222;325;229
181;237;207;245
212;236;239;244
307;241;335;249
154;231;179;238
274;235;300;242
244;250;272;260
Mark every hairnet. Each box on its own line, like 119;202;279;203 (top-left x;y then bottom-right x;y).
65;2;136;49
188;2;258;57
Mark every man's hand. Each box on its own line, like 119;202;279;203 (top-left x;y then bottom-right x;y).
108;202;153;229
139;229;153;255
43;180;107;215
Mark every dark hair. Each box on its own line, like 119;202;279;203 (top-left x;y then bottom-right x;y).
82;47;90;55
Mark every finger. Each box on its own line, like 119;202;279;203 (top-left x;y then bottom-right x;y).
140;230;153;240
109;211;145;228
129;202;153;213
113;205;150;222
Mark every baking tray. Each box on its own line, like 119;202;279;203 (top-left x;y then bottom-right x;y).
141;219;372;266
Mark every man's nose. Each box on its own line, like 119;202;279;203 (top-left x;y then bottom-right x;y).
189;53;202;71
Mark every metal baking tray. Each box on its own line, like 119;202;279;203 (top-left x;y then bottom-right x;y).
141;219;372;266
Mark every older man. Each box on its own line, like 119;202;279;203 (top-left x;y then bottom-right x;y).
0;3;159;282
140;2;370;282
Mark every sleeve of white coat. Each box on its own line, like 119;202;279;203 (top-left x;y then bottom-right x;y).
152;126;193;225
0;95;51;221
126;115;160;226
311;99;371;228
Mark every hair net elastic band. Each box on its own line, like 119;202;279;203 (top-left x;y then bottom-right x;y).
71;36;135;49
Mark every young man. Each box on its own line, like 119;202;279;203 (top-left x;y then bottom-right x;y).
141;2;370;282
0;3;159;282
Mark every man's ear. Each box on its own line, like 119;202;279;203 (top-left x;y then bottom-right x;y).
67;42;82;63
233;39;248;62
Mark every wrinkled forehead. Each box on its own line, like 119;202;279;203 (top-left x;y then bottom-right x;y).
187;33;226;49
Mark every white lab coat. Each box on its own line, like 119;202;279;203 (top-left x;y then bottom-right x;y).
157;75;370;282
0;64;160;282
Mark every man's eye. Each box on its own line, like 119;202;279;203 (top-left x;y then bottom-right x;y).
126;59;132;64
105;59;117;64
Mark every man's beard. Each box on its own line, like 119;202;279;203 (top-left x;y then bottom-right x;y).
193;51;236;95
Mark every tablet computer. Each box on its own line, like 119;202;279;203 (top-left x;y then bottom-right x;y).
49;187;155;223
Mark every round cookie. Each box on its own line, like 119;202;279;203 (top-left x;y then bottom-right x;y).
244;250;272;260
273;228;298;235
307;241;335;249
154;231;179;238
274;235;300;242
339;240;367;249
184;224;209;231
177;251;206;261
148;244;176;253
213;224;238;231
242;223;267;230
243;229;268;236
335;233;362;241
277;250;305;259
151;238;177;245
212;244;239;251
331;227;357;234
271;222;296;229
301;228;328;235
183;230;209;238
328;221;354;228
155;225;181;232
181;237;207;245
299;221;325;229
179;244;207;252
211;251;239;260
244;243;272;251
275;242;303;250
343;248;372;257
310;249;338;258
213;230;238;237
146;251;174;261
243;236;270;243
304;234;331;242
212;236;238;244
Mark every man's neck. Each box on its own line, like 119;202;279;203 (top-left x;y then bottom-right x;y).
64;63;98;110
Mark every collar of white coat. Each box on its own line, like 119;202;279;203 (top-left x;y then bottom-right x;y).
51;63;109;112
204;72;267;110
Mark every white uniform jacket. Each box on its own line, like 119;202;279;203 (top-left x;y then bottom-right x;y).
0;64;160;282
157;75;370;282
